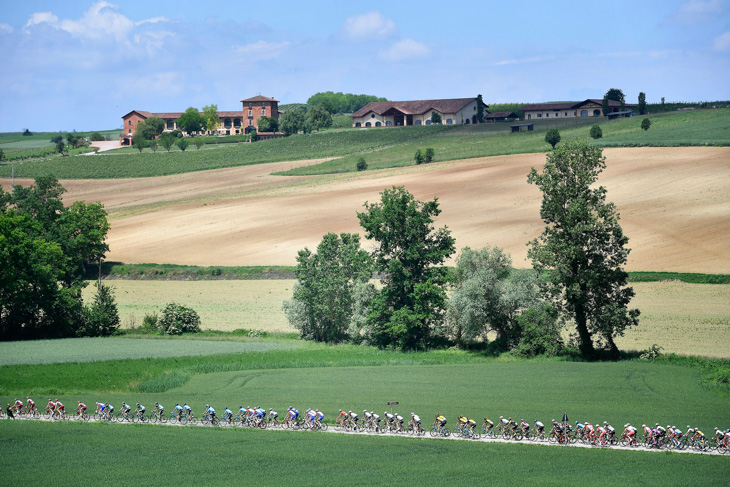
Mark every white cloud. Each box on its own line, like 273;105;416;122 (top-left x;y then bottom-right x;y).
378;39;430;62
136;17;169;26
667;0;724;24
233;40;291;60
714;31;730;52
495;56;551;66
24;12;59;30
341;11;397;41
0;23;13;34
598;50;674;59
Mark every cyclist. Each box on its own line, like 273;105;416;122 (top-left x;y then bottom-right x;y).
363;410;372;427
254;406;265;424
268;408;278;425
584;421;595;440
315;409;324;427
435;413;447;432
223;407;233;423
534;419;545;436
595;424;607;444
26;397;36;415
457;415;468;431
183;403;192;420
135;403;146;419
483;417;494;434
384;411;395;427
5;403;15;419
121;402;131;419
551;420;564;441
371;411;381;428
154;402;165;420
348;410;359;427
498;416;509;433
55;399;65;418
412;412;422;429
47;399;56;417
669;426;683;446
623;423;637;445
336;409;347;427
174;403;183;421
206;404;216;422
654;423;666;445
13;398;23;414
466;417;477;435
290;407;300;423
104;403;114;420
76;401;88;418
604;422;615;441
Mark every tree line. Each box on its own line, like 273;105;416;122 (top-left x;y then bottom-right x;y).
284;141;639;360
306;92;387;114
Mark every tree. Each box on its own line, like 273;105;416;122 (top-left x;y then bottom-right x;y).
476;94;485;123
306;105;333;132
56;201;110;280
283;233;373;343
176;138;189;152
160;132;176;152
280;107;306;136
414;149;425;165
357;186;456;349
257;116;279;133
138;117;164;139
149;140;158;152
424;148;435;163
158;302;201;335
23;129;32;136
447;246;540;348
0;149;3;161
602;88;626;115
55;139;67;155
306;92;387;114
50;135;63;144
527;140;640;359
176;107;204;135
431;112;442;124
90;132;105;141
79;282;120;337
544;128;561;149
638;92;647;115
513;305;563;357
356;157;367;171
194;138;205;150
202;104;219;134
66;133;78;148
133;133;146;153
590;125;603;139
641;118;652;131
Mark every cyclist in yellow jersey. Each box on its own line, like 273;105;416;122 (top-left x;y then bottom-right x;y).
435;414;447;431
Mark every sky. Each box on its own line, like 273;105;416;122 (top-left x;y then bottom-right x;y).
1;0;729;132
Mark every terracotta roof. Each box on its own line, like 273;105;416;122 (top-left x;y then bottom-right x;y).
352;98;478;118
241;95;279;103
522;99;637;111
122;110;245;120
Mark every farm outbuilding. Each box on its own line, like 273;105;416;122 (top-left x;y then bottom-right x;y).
511;123;534;133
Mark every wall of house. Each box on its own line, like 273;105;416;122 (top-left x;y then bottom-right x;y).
243;101;279;130
122;113;147;137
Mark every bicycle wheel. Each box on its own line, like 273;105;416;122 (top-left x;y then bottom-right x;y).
430;427;438;437
442;427;450;437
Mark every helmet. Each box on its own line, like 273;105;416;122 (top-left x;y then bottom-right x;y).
642;424;646;428
269;408;272;412
339;409;343;412
348;410;352;414
655;423;660;427
78;401;81;404
499;416;504;419
624;423;629;428
315;409;319;412
206;404;209;408
603;421;608;425
184;403;187;406
411;412;415;417
136;403;140;406
175;403;179;406
155;402;159;406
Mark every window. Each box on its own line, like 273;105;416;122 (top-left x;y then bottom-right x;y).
128;120;131;125
593;109;600;117
248;110;252;117
565;112;568;116
167;120;175;130
528;114;532;120
355;122;361;127
262;109;266;116
248;103;252;108
128;129;132;135
371;114;375;118
249;119;253;126
426;120;432;125
581;110;588;117
376;122;382;127
415;120;422;125
365;122;371;127
537;113;542;118
546;113;549;118
385;121;391;126
446;119;453;124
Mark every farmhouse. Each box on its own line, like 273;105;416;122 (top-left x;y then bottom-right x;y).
120;95;281;145
521;99;636;120
351;97;487;127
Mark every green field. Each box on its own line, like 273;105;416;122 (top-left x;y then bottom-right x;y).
1;109;727;179
1;337;728;485
1;421;727;486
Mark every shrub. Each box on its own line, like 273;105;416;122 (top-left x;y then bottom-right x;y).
79;283;120;337
50;135;63;144
90;132;105;141
414;149;425;165
640;344;663;360
424;147;435;163
544;129;561;149
514;305;563;357
590;125;602;139
141;312;159;334
158;302;201;335
356;157;367;171
177;138;189;152
641;118;652;131
195;138;205;150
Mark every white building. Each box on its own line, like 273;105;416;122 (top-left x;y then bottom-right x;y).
351;98;486;127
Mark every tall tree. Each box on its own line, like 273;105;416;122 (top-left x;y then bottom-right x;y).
137;117;164;139
176;107;204;135
476;94;485;123
257;116;279;133
637;92;647;115
602;88;626;115
306;105;333;132
283;233;373;343
357;186;455;350
280;107;306;136
202;104;219;134
544;128;561;149
79;282;120;337
527;140;640;359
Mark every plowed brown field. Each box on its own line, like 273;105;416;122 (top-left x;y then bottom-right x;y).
4;147;729;272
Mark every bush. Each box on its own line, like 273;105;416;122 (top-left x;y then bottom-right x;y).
590;125;602;139
544;129;561;149
641;118;652;131
414;149;424;165
141;312;159;334
424;147;435;163
177;138;189;152
90;132;105;141
356;157;367;171
158;302;201;335
514;305;563;357
194;138;205;150
50;135;63;144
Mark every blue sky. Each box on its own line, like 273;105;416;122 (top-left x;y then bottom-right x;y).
1;0;729;132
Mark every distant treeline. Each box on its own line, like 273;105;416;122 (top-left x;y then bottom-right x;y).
307;92;387;114
646;100;730;113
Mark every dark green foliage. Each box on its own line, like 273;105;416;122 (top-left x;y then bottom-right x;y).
544;128;560;148
159;132;175;152
50;135;63;144
431;111;442;124
90;132;105;141
257;116;279;133
602;88;626;115
641;118;652;130
158;302;201;335
137;117;164;140
528;141;639;359
424;147;434;163
176;138;189;152
476;94;485;123
79;282;120;337
590;124;603;139
66;133;78;148
357;187;455;349
176;107;204;134
0;149;3;161
280;107;306;136
414;148;424;164
194;138;205;150
306;105;333;132
514;305;563;357
356;157;367;171
149;140;158;153
307;91;387;114
132;134;146;153
22;128;32;136
284;233;372;343
638;92;647;115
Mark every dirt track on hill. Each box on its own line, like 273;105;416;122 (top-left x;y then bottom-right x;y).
3;148;729;272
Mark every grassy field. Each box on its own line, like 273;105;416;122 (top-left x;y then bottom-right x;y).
1;109;728;179
82;279;730;358
2;421;727;486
